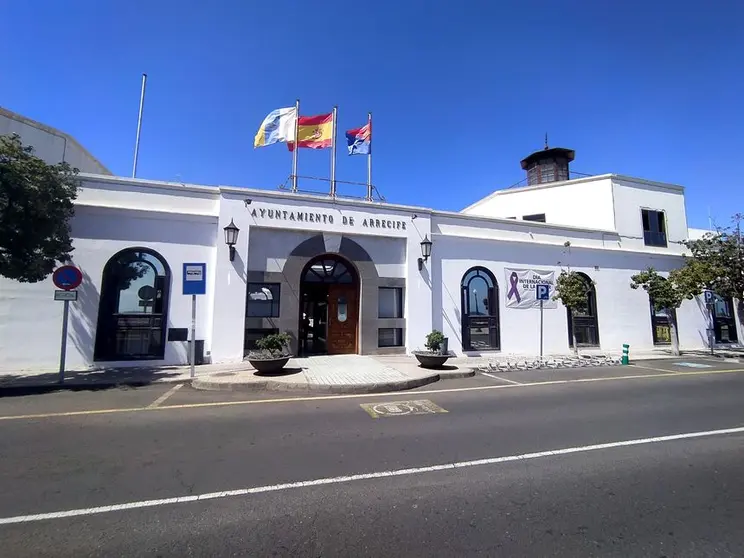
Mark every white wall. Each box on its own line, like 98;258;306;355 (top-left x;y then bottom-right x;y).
462;176;616;230
433;233;710;356
209;189;430;362
0;206;217;372
611;177;688;254
0;109;110;175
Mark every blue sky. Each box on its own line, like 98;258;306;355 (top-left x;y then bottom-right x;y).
3;1;743;228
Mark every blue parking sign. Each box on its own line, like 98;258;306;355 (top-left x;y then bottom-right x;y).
536;284;551;301
183;263;206;295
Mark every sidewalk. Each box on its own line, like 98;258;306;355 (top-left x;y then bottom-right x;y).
2;347;737;394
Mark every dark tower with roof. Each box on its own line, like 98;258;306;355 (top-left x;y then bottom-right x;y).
520;135;575;186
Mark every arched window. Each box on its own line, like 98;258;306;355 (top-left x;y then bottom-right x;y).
461;267;500;351
711;294;738;344
567;272;600;347
94;248;171;361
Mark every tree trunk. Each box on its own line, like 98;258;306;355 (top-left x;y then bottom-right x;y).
667;308;680;356
570;310;579;355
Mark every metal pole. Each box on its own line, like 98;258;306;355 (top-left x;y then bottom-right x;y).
59;299;70;384
539;299;544;360
291;99;300;192
190;294;196;378
132;73;147;178
366;112;372;201
330;106;338;197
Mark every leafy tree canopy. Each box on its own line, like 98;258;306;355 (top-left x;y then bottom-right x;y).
682;216;744;301
553;270;590;312
0;134;79;282
630;268;685;312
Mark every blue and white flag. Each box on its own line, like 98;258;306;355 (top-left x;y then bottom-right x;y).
346;122;371;155
254;107;297;148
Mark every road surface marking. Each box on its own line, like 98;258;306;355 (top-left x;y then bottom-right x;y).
1;424;743;525
360;399;447;418
629;363;678;374
480;372;522;385
147;384;183;408
1;367;744;422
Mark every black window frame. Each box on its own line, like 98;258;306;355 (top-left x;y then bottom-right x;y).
94;247;171;362
246;282;281;318
522;213;546;223
641;209;668;247
378;328;403;348
378;287;404;319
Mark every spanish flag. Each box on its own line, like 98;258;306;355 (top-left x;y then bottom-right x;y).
288;113;333;151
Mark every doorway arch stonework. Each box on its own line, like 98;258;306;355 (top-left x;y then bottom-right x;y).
245;234;404;356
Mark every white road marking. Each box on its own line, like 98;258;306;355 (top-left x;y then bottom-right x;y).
147;384;183;408
1;425;743;526
480;372;522;385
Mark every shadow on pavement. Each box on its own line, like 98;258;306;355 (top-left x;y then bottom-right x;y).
0;366;187;397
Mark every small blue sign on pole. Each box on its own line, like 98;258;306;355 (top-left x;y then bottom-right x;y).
703;289;714;304
536;284;551;301
183;263;207;295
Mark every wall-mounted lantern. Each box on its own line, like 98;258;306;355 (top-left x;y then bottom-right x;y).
223;219;240;261
418;235;432;271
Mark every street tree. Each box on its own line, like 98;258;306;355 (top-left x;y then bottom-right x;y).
682;215;744;329
553;270;591;354
0;134;79;282
630;268;687;356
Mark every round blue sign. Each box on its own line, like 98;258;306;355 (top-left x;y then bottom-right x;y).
53;265;83;290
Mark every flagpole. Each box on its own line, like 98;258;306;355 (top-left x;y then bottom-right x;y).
132;73;147;178
291;99;300;192
366;111;372;201
330;105;338;197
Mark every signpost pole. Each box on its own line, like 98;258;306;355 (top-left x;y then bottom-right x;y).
539;299;544;360
190;294;196;378
59;300;70;384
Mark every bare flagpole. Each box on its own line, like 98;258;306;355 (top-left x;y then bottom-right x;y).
366;111;372;201
291;99;300;192
330;105;338;197
132;73;147;178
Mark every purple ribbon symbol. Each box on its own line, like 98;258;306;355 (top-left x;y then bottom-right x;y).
507;272;521;302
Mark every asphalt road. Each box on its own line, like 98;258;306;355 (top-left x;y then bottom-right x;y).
2;358;744;556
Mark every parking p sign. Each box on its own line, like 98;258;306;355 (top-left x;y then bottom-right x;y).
536;284;551;301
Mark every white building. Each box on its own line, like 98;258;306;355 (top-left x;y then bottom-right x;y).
0;137;740;372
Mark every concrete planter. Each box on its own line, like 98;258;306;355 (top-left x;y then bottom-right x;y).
413;352;451;369
248;356;291;375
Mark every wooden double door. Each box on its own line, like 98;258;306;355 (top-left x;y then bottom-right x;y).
299;284;358;355
326;284;358;354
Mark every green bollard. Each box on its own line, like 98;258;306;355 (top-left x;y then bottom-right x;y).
621;343;630;365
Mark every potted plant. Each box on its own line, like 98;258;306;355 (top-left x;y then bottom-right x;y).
412;330;452;368
246;332;292;374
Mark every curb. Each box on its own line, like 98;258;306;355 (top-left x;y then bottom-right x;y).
438;369;476;379
191;373;441;394
0;378;190;396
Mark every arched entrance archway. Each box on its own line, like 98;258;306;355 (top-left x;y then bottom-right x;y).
567;272;600;347
460;267;500;351
298;255;360;355
94;248;171;361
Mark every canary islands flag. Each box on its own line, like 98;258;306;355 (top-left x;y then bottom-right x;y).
346;122;371;155
254;107;297;148
288;113;334;151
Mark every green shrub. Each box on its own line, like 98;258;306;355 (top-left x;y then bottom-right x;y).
425;330;445;352
255;332;291;356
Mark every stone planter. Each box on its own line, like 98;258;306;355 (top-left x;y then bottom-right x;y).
248;356;291;375
413;352;451;369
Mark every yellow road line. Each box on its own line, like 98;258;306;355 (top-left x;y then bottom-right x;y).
1;367;744;422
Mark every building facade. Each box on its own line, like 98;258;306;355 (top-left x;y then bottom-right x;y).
1;150;741;372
